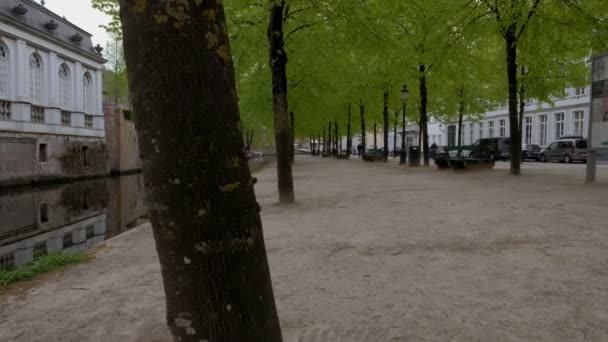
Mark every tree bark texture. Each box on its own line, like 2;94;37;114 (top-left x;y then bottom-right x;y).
119;2;283;341
383;91;389;161
457;105;464;157
505;29;522;175
268;0;295;202
289;111;295;164
359;102;367;155
373;121;378;151
347;104;352;157
401;103;406;153
322;131;327;155
334;121;338;156
393;112;398;158
419;65;430;167
328;121;332;156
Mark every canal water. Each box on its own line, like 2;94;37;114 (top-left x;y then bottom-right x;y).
0;174;147;270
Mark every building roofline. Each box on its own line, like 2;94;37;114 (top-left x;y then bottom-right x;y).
0;13;106;64
22;0;93;37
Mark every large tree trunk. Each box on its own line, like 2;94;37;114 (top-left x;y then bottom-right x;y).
268;0;295;202
289;111;295;164
505;29;521;175
347;104;352;157
359;101;367;155
419;65;430;167
119;2;283;341
383;90;389;161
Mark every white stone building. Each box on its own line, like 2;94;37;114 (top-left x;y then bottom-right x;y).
0;0;106;186
428;86;591;148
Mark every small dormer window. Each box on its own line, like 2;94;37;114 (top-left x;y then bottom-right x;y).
13;4;28;16
45;20;58;31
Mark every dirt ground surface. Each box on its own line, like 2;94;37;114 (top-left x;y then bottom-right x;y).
1;157;608;342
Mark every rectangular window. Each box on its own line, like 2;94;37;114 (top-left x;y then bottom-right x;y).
524;117;532;145
39;143;47;162
575;87;586;96
479;122;484;139
573;111;584;136
0;253;15;271
39;203;48;223
33;241;47;260
539;114;548;146
63;232;74;249
488;121;495;138
86;225;95;239
0;100;11;120
31;106;45;123
85;115;93;128
469;123;474;144
555;112;565;139
499;119;506;137
61;111;71;126
82;146;89;167
447;125;457;146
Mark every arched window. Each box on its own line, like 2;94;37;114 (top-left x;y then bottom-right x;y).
82;72;93;113
0;43;8;97
29;54;42;102
58;64;70;108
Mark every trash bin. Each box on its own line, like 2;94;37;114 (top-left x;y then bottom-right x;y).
408;146;420;166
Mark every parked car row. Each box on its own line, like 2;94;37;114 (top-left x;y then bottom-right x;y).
467;136;588;163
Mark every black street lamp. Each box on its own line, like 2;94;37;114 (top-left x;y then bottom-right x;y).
399;85;409;164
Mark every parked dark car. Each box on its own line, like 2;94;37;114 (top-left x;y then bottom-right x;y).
469;137;511;160
539;137;587;163
522;144;541;161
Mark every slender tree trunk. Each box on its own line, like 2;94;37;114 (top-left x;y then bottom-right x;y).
268;0;295;202
334;121;338;156
401;103;406;163
322;130;327;155
359;101;367;155
419;65;430;167
318;133;322;156
347;104;352;157
518;81;526;162
310;137;314;155
373;121;378;152
418;118;422;147
289;111;295;164
328;121;332;156
457;102;464;158
393;112;398;158
119;2;283;341
383;91;389;161
505;28;521;175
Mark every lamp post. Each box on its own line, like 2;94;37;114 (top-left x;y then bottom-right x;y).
400;85;409;164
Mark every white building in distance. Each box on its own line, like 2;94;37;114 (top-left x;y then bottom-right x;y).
0;0;107;187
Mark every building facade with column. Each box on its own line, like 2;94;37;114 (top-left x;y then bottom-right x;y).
0;0;107;187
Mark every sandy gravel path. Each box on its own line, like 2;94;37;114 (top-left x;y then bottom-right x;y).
1;157;607;342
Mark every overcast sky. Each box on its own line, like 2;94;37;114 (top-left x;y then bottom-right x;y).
43;0;111;47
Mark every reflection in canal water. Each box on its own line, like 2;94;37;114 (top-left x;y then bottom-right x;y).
0;174;147;270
